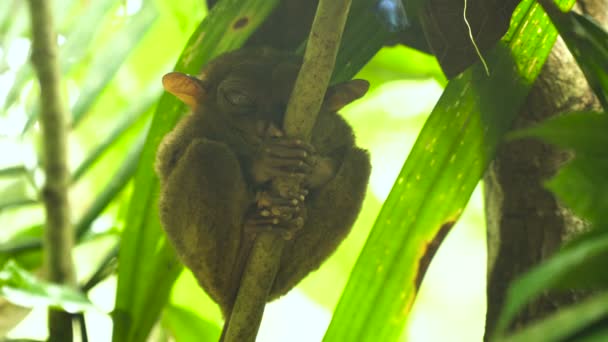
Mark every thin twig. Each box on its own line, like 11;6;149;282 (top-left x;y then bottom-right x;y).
26;0;76;341
222;0;353;341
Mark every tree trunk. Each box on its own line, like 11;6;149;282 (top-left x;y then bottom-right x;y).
483;1;607;338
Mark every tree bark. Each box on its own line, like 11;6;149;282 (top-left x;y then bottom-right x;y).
483;1;607;338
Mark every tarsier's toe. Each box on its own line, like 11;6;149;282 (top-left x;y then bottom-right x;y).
244;213;304;240
257;190;304;208
261;205;301;219
286;188;308;201
246;189;307;240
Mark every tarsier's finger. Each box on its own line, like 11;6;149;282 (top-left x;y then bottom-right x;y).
265;205;301;218
246;215;280;225
286;188;308;200
257;192;300;208
243;224;277;235
267;138;315;154
263;144;311;162
278;217;305;240
264;158;312;174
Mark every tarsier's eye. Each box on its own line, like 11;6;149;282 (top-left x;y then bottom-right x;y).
218;78;257;114
224;89;255;108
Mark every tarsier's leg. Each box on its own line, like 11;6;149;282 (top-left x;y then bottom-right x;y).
155;114;205;180
270;147;371;297
158;138;252;315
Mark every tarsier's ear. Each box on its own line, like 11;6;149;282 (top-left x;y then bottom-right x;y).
322;79;370;112
162;72;208;108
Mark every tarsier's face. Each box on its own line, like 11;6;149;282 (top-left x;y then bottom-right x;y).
212;60;299;143
162;48;368;149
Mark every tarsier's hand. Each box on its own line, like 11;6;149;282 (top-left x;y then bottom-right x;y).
244;189;308;240
251;124;336;189
250;124;315;185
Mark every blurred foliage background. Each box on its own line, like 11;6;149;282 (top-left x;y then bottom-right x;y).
0;0;487;340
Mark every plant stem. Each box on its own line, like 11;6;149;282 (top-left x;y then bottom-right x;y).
222;0;353;341
26;0;76;340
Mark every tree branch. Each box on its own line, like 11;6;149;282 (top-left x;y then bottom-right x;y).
26;1;76;341
222;0;352;341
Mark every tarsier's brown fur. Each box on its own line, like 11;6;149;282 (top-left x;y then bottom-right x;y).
155;48;371;317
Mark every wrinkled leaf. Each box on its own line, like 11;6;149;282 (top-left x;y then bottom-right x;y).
0;260;96;312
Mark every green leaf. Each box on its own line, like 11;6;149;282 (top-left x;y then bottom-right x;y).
162;305;221;342
4;0;117;114
508;111;608;225
71;84;158;183
576;330;608;342
494;230;608;337
112;1;282;341
508;111;608;158
0;260;96;312
0;225;43;271
0;133;144;258
323;1;576;341
546;156;608;226
70;2;158;127
81;244;119;292
541;3;608;110
0;166;28;178
0;178;38;211
496;291;608;342
330;0;389;83
354;46;447;89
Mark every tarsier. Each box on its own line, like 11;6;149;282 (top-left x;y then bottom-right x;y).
155;47;371;317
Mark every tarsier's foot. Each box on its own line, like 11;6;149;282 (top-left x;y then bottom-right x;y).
251;133;318;185
244;190;307;240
